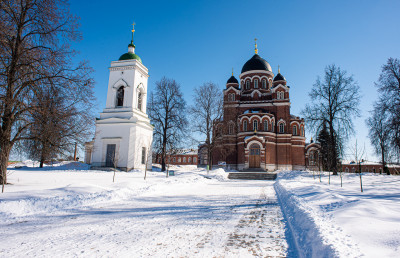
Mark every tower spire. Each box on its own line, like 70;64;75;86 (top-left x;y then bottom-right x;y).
278;65;280;74
254;38;258;54
232;68;234;76
131;21;136;44
128;22;136;54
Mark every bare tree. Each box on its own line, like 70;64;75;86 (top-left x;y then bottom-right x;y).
374;58;400;157
23;86;94;168
111;146;119;183
148;77;187;172
366;106;392;175
303;64;360;175
350;140;366;192
0;0;94;191
189;82;223;169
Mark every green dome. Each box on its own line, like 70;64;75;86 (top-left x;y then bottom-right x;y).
119;52;142;62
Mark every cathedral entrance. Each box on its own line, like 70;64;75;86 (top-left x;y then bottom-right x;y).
249;144;261;168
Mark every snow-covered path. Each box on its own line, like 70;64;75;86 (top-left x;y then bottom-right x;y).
0;166;287;257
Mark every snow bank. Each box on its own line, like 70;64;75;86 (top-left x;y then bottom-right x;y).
8;160;90;170
275;172;338;258
276;170;400;258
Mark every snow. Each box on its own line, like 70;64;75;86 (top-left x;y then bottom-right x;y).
1;163;287;257
1;163;400;257
277;170;400;258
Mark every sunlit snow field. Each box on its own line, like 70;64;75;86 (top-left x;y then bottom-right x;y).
1;162;400;257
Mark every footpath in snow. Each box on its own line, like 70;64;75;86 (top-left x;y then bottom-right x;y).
0;163;287;257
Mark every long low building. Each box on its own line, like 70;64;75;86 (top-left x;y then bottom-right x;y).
341;161;400;175
154;149;198;166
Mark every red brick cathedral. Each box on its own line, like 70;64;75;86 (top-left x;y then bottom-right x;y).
212;45;318;171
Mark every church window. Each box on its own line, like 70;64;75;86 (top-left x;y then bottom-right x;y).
141;147;146;164
254;79;258;89
194;157;197;163
231;94;235;101
262;79;266;89
173;157;176;162
345;167;349;172
178;157;181;163
253;120;258;131
264;121;268;131
293;125;298;135
116;87;124;107
243;120;248;131
138;92;143;111
279;123;284;133
183;157;186;163
228;124;234;135
188;157;191;163
246;80;250;90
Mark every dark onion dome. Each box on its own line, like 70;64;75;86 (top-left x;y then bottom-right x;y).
119;52;142;62
227;75;238;84
241;54;272;73
273;72;286;81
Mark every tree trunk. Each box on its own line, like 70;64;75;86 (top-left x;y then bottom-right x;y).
329;123;338;175
40;147;45;168
0;140;12;193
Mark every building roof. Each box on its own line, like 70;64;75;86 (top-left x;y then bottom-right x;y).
241;54;272;73
273;73;286;81
119;52;142;62
227;75;238;84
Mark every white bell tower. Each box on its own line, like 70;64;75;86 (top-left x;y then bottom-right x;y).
89;23;153;171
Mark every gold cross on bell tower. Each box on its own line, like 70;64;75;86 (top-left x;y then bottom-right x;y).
131;21;136;42
254;38;258;54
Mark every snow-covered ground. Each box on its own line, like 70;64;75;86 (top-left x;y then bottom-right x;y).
1;162;400;257
277;171;400;258
1;163;287;257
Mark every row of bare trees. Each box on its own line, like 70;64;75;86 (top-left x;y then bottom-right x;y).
304;59;400;176
0;0;95;191
148;78;222;172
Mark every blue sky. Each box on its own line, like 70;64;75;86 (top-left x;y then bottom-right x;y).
69;0;400;161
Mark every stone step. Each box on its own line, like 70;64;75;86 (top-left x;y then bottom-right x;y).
228;172;277;180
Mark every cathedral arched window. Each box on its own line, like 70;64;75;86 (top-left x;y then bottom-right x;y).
262;79;266;89
279;123;284;133
228;124;234;135
293;125;298;136
254;79;258;89
264;120;268;131
138;92;143;111
243;120;248;131
246;80;250;90
253;120;258;131
116;87;124;107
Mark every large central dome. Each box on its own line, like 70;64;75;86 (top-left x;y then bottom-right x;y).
241;54;272;73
